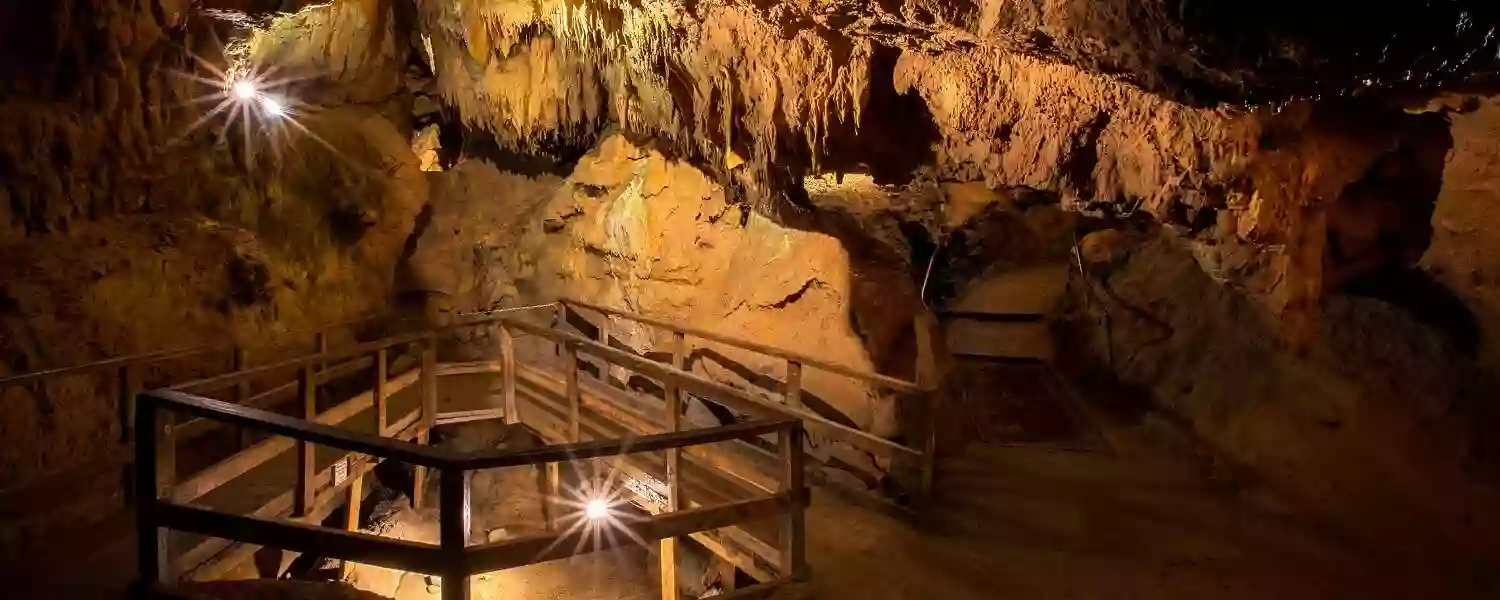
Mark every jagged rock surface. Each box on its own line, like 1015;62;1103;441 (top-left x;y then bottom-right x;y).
0;0;424;565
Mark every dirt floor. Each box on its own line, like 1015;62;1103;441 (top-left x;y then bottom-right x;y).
18;370;1497;599
801;444;1486;600
399;372;1497;600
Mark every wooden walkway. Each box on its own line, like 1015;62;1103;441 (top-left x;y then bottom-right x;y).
3;299;940;599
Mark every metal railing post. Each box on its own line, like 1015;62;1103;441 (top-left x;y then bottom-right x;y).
440;468;471;600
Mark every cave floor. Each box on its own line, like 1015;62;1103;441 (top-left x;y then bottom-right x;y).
798;442;1463;600
16;372;1484;600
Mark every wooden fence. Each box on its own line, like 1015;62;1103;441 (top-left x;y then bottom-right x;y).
134;390;807;600
558;298;940;505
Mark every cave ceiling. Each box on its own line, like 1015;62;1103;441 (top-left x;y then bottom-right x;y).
181;0;1496;340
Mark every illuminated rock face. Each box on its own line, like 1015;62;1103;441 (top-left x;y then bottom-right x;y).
514;135;918;439
409;0;1500;348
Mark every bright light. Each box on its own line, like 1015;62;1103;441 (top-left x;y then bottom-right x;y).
260;97;284;117
232;80;257;100
584;498;609;520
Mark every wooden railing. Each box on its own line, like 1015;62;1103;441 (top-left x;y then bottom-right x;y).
134;390;808;600
148;330;432;580
557;298;941;505
0;316;429;574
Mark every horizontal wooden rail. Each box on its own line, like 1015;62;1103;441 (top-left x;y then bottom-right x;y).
0;312;430;389
176;412;422;577
143;390;454;469
171;355;376;442
0;345;211;388
505;316;921;461
171;378;421;505
519;362;779;493
158;502;446;574
169;331;429;394
467;493;791;573
564;297;924;393
462;418;795;470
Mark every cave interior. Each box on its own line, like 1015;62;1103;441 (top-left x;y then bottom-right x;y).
5;1;1500;599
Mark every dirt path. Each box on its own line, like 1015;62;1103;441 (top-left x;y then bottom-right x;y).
798;441;1480;600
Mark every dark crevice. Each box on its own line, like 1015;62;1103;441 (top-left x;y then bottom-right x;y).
454;120;590;176
821;43;941;185
1064;113;1111;202
1323;112;1476;355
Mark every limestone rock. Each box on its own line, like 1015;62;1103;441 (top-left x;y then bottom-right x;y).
518;134;924;437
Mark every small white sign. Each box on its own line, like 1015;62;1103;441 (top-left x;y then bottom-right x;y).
333;457;349;486
623;474;667;509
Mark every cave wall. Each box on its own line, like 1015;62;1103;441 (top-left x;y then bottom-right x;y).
1063;104;1500;570
413;0;1481;352
1423;98;1500;372
0;0;425;561
512;135;915;437
1071;229;1500;569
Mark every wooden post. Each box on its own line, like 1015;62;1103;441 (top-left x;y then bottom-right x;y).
415;335;437;510
913;313;938;499
784;360;803;409
554;303;568;358
666;331;687;409
157;403;177;506
501;324;517;425
342;473;364;580
117;363;140;444
374;347;389;434
315;332;329;370
422;335;438;426
779;423;807;580
596;315;610;385
564;345;580;442
539;462;559;532
659;332;686;600
439;469;471;600
295;364;316;517
134;394;171;587
717;559;738;594
233;346;252;448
